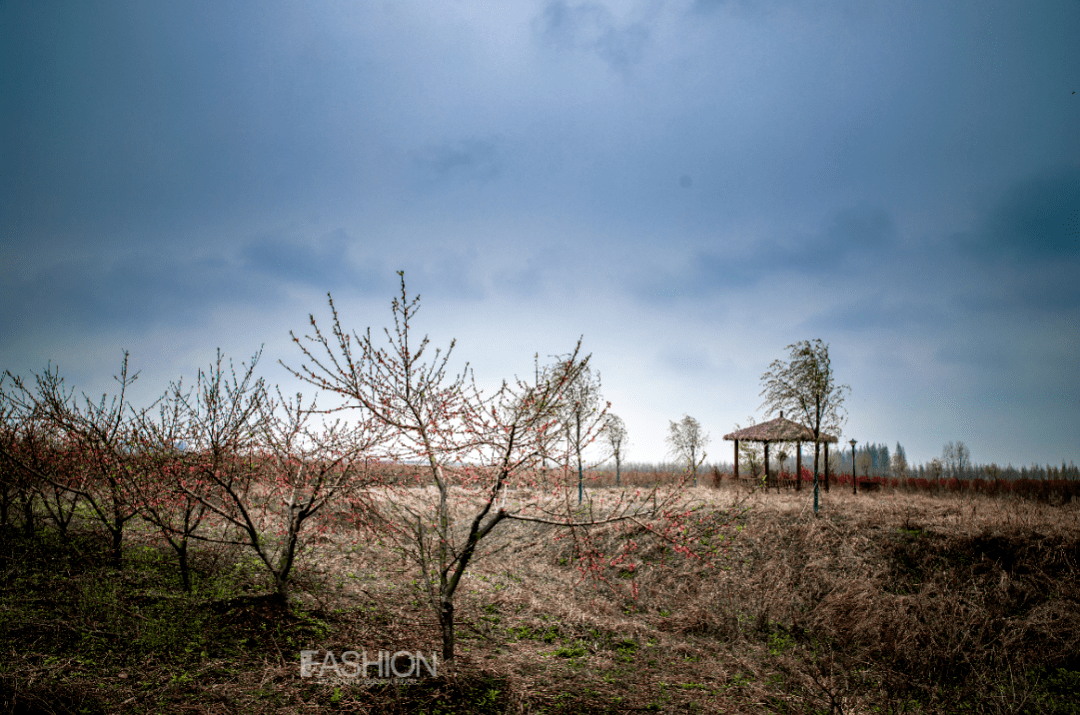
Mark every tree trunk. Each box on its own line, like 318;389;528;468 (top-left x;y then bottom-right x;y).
274;572;290;600
273;529;301;599
440;599;455;662
177;540;192;592
110;521;123;569
21;491;35;538
0;487;11;527
813;442;821;490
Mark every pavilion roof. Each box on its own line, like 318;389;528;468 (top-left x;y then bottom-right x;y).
723;412;838;443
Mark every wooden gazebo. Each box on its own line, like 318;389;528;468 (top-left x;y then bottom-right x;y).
723;412;839;492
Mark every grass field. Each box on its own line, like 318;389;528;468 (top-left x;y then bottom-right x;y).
2;482;1078;714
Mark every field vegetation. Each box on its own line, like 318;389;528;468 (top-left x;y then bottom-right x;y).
1;467;1077;714
2;279;1078;713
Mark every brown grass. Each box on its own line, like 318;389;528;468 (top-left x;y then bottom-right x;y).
2;484;1079;713
287;485;1080;712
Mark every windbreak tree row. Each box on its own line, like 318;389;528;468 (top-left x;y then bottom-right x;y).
0;348;380;599
0;272;708;663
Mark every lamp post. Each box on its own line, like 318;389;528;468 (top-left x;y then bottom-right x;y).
849;439;858;495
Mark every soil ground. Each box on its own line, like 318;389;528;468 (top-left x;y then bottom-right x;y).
2;484;1078;714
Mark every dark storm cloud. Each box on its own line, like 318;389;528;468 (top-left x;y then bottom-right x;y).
798;296;951;335
631;245;767;304
956;261;1080;318
0;253;266;337
0;1;373;252
628;250;741;303
414;140;502;184
2;3;240;231
958;167;1080;261
534;1;650;71
1;228;388;340
935;168;1080;318
634;203;897;302
935;339;1014;372
3;1;1079;466
240;229;385;292
775;204;895;272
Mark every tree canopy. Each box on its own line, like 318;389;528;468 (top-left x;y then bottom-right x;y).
759;339;849;444
667;414;709;485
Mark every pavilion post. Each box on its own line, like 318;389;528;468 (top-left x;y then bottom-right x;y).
853;441;858;495
764;442;770;492
734;439;739;482
824;442;830;493
796;441;802;492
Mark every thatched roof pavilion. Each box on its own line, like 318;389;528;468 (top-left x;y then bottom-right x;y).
723;412;838;492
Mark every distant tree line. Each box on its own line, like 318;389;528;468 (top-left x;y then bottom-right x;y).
831;442;900;478
827;440;1079;482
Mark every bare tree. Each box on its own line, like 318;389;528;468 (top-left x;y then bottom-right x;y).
0;388;19;529
0;385;55;536
153;350;268;589
552;361;604;503
170;350;382;600
667;415;709;486
942;441;970;479
958;442;971;477
741;444;764;485
1;377;92;542
3;355;144;567
942;443;955;478
128;378;211;592
283;272;689;662
603;413;627;486
245;389;384;599
856;451;872;481
760;339;850;499
890;443;909;480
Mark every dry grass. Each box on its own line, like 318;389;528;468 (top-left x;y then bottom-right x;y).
2;484;1079;713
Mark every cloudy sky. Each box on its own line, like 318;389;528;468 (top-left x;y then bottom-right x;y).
3;0;1078;469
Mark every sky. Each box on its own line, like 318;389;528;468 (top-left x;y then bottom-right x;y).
2;0;1078;469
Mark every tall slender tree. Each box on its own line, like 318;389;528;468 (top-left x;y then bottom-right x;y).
890;442;909;479
942;441;970;479
554;362;604;503
760;339;849;509
667;415;709;487
603;413;627;486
